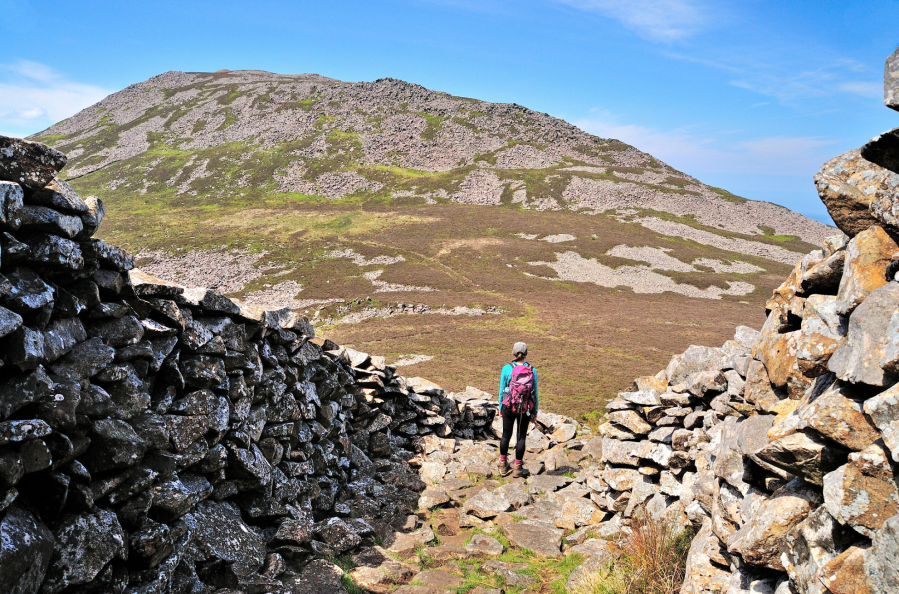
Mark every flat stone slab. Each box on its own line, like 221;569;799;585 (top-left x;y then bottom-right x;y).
419;488;450;509
425;545;477;561
527;474;571;494
412;570;464;588
387;527;435;554
394;586;454;594
568;538;616;560
286;559;348;594
503;520;563;557
462;488;511;519
464;533;503;556
516;498;563;523
481;560;536;587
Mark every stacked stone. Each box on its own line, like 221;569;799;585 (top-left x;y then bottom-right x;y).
591;49;899;594
588;326;761;540
0;136;497;594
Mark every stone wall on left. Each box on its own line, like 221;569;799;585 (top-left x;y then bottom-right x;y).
0;135;499;593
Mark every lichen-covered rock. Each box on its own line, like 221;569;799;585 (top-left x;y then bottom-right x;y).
0;136;66;190
829;282;899;387
82;418;147;473
732;480;821;570
25;233;83;270
834;225;898;316
463;488;511;519
862;127;899;177
502;520;562;557
756;432;846;486
814;149;895;236
823;443;899;538
41;509;126;594
779;506;841;594
606;410;651;435
0;181;23;231
799;247;846;295
79;195;105;238
183;500;265;575
864;512;899;594
863;383;899;462
821;545;873;594
667;345;726;385
386;527;435;554
794;381;880;451
753;315;808;398
556;496;604;529
681;521;730;594
285;558;348;594
795;294;847;377
19;205;83;238
465;533;503;556
601;437;652;466
0;503;54;594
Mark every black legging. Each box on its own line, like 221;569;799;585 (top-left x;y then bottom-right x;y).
499;410;530;461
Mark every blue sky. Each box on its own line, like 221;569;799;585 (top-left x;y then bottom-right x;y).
1;0;897;223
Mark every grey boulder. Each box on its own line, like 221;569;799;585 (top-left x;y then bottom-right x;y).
182;500;265;576
41;508;126;594
0;503;54;594
0;135;66;190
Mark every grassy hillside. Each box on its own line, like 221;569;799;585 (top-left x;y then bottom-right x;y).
31;69;833;418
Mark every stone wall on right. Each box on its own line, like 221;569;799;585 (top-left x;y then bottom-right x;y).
594;47;899;594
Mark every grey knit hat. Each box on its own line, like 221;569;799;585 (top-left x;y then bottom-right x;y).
513;342;528;356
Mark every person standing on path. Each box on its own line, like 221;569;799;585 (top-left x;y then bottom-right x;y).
496;342;538;478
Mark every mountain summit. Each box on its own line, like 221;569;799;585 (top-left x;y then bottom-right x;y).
37;69;828;242
32;70;837;413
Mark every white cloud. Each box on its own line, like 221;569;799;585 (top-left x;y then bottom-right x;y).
837;81;882;98
667;51;882;104
0;59;111;137
554;0;711;42
575;110;836;177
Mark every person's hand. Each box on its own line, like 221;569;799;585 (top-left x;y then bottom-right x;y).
499;409;503;417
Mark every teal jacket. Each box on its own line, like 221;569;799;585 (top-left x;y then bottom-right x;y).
499;362;538;414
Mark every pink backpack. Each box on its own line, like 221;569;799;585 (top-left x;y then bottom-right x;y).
503;363;535;414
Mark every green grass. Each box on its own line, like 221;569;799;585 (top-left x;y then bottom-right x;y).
341;575;365;594
327;554;365;594
217;111;237;131
418;113;447;141
757;225;801;243
708;185;748;204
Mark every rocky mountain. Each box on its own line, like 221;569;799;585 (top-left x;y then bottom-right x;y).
36;69;829;241
29;70;838;416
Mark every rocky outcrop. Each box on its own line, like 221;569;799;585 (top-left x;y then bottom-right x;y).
578;50;899;594
0;136;502;593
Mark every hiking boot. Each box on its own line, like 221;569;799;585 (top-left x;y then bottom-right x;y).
512;463;530;478
496;459;511;476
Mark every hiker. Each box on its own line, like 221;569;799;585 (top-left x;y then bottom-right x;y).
497;341;538;477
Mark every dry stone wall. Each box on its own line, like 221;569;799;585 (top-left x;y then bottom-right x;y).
0;135;502;593
586;48;899;594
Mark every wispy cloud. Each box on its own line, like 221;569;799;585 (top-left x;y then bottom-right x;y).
667;51;881;104
0;59;110;138
575;109;837;177
553;0;712;42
